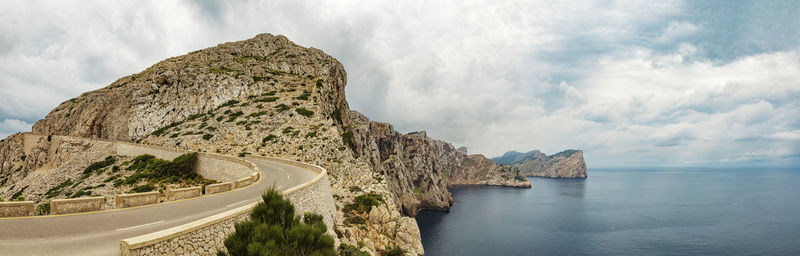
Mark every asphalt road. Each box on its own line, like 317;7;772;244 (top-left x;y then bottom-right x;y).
0;158;319;256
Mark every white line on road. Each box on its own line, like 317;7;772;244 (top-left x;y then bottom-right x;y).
226;200;249;207
116;220;165;232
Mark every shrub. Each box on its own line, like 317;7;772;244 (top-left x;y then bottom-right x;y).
274;104;290;112
295;108;314;118
220;100;240;108
262;134;278;143
124;153;209;185
338;244;369;256
46;179;73;199
344;216;366;225
254;97;279;103
218;188;335;256
202;134;214;140
305;131;317;138
344;193;385;214
83;156;117;174
383;246;406;256
348;186;361;193
129;184;155;193
296;92;310;101
0;197;3;202
37;202;50;215
282;127;294;134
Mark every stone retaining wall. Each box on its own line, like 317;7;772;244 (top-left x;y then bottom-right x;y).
116;191;159;208
119;159;337;256
165;187;202;202
50;196;104;214
205;182;232;194
0;201;34;217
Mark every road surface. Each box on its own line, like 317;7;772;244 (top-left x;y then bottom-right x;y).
0;158;319;255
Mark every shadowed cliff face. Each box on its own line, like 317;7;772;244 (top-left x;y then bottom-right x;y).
9;33;529;254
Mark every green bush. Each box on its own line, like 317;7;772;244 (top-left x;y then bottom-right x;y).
274;104;290;112
203;134;214;140
129;184;155;193
46;179;73;198
83;156;116;174
218;188;335;256
305;131;317;138
262;134;277;142
37;202;50;215
338;244;369;256
254;97;279;103
344;216;366;225
296;92;310;101
295;108;314;117
344;193;385;214
383;246;406;256
123;153;211;186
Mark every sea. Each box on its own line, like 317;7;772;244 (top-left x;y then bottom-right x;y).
416;168;800;256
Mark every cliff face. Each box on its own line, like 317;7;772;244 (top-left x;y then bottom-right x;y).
341;114;530;215
4;33;529;255
492;150;587;178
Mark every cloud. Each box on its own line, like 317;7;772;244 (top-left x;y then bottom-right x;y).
0;119;32;139
0;0;797;167
656;21;701;43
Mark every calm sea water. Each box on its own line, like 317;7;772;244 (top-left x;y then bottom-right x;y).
416;168;800;256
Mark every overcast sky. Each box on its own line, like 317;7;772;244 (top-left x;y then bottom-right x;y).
1;0;798;167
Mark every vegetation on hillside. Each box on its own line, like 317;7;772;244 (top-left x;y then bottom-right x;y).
121;153;215;187
218;188;336;256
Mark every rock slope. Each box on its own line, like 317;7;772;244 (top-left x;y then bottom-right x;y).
2;33;530;255
492;150;587;178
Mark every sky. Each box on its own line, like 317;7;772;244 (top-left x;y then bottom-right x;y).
0;0;798;167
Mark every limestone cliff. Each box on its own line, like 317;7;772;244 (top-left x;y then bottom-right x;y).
492;150;587;178
2;34;529;255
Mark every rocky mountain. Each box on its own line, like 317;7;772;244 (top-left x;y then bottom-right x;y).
2;33;530;255
492;149;587;178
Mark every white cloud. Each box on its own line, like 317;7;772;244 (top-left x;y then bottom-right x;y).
0;119;32;139
0;0;797;167
656;21;702;43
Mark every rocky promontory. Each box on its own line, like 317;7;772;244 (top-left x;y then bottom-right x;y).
2;33;530;255
492;149;587;178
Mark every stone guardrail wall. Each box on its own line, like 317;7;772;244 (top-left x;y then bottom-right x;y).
165;187;202;202
116;191;160;208
50;196;105;214
119;157;337;256
205;182;232;194
0;201;35;217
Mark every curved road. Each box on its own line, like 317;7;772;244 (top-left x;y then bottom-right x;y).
0;158;319;255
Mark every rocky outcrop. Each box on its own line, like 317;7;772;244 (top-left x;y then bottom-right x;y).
2;33;530;255
492;150;587;178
